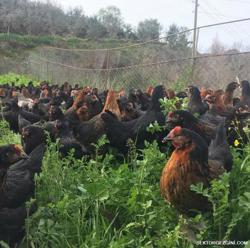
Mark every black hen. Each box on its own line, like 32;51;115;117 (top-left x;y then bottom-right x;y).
55;120;89;158
188;86;208;115
209;121;233;172
166;110;216;144
236;80;250;109
101;85;166;152
0;144;28;168
0;159;33;209
0;203;37;246
21;125;48;154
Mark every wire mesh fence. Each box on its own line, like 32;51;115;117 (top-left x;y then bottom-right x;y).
2;18;250;90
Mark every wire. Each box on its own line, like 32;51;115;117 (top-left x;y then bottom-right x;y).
222;0;250;4
199;1;244;41
29;50;250;71
201;0;248;38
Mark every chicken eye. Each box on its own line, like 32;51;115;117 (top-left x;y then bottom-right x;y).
4;152;10;158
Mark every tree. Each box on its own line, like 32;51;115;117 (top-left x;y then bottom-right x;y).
87;16;107;39
98;6;124;39
137;19;161;41
67;7;84;35
210;35;226;54
166;24;190;50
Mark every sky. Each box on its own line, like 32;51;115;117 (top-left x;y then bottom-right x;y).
43;0;250;51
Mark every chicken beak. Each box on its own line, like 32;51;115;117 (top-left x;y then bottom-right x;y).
20;150;29;159
162;133;172;143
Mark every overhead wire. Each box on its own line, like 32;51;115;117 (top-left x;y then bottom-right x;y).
202;0;249;38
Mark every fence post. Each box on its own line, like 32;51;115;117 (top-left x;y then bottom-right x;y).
106;49;111;89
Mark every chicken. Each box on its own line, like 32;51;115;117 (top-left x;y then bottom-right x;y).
0;203;36;246
204;90;235;120
208;121;233;172
200;88;213;100
101;85;166;153
76;104;89;122
0;143;43;246
0;145;33;209
0;87;7;98
0;99;20;132
121;101;142;121
0;144;28;169
200;107;226;127
54;120;89;158
146;86;154;97
166;89;176;99
1;99;42;133
187;86;208;115
102;90;122;120
64;87;90;119
223;81;240;106
21;125;48;154
165;110;216;144
136;89;151;111
48;105;65;121
160;126;225;214
236;80;250;109
74;90;122;151
85;94;103;119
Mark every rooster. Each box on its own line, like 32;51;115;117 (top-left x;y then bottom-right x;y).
160;126;226;214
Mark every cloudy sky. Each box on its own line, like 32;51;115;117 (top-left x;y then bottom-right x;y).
47;0;250;51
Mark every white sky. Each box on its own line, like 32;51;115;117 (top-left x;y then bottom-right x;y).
46;0;250;51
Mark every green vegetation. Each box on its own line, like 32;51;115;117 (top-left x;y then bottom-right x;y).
22;134;249;247
0;73;39;86
0;98;249;247
0;33;138;50
0;121;20;145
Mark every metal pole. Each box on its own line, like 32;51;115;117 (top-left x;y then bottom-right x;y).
192;0;198;58
192;0;199;81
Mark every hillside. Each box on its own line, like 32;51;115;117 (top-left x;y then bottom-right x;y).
1;33;250;90
0;33;192;89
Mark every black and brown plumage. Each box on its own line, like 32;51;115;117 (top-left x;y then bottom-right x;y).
160;126;226;215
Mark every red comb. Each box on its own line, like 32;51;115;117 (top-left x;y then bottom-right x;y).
173;126;182;134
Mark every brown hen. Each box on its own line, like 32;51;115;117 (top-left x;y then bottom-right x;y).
160;126;225;215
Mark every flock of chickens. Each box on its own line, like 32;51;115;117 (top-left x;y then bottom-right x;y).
0;79;250;245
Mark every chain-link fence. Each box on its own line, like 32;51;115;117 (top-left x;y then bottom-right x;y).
2;18;250;90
